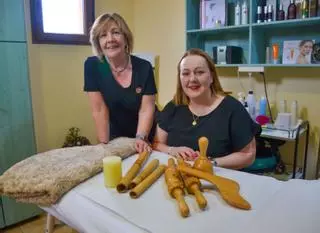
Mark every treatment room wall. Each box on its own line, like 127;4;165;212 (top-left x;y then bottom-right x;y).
132;0;320;178
23;0;319;178
24;0;134;152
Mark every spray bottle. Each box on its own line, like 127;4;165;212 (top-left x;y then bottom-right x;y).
246;73;256;120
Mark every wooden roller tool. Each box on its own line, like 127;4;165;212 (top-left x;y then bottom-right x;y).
177;158;207;210
116;150;150;193
165;158;190;217
177;165;251;210
129;164;166;199
129;159;159;189
193;137;213;174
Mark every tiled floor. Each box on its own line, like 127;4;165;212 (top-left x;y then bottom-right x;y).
1;214;76;233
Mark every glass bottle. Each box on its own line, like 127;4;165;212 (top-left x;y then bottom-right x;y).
277;4;285;20
301;0;309;18
287;0;297;19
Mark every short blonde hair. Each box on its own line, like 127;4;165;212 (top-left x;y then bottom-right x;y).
173;48;225;105
89;13;133;60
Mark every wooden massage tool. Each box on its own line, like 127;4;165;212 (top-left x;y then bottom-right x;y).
165;158;190;217
129;159;159;189
194;137;213;174
177;158;207;210
129;160;166;199
117;150;151;193
177;136;251;210
177;165;251;210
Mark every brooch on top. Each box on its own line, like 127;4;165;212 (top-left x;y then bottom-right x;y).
135;87;142;94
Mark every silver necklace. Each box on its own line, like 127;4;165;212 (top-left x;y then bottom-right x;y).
106;55;130;75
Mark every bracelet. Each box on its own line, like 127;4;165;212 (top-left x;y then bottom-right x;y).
136;133;147;141
212;159;218;167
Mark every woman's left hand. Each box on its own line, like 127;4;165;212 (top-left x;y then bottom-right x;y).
135;139;151;153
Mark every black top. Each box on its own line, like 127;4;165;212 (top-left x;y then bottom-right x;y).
84;55;157;140
157;95;260;158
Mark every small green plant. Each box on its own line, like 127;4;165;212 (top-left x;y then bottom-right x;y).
62;127;91;147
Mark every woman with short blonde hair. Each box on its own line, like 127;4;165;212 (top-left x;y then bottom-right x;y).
89;13;133;59
84;13;157;153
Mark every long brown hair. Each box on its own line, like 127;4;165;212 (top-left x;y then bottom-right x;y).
173;48;224;105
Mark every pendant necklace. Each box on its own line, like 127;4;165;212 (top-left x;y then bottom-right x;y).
192;113;199;126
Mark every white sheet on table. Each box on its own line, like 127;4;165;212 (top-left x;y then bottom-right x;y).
244;179;320;233
44;151;320;233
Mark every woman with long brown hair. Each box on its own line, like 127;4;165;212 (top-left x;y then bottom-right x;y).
153;49;259;169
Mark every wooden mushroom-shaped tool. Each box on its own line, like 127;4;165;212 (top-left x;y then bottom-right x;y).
165;158;190;218
177;158;207;210
193;137;213;174
177;165;251;210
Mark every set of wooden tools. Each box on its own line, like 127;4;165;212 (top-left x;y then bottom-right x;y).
115;137;251;218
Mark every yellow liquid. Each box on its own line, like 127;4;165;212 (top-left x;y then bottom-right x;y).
103;156;122;188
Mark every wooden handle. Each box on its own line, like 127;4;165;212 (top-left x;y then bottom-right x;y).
177;165;251;210
198;137;208;158
173;188;190;218
177;158;207;210
190;184;207;210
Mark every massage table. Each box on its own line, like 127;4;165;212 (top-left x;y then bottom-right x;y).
42;151;320;233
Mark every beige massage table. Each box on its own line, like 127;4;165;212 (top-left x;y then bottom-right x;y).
42;151;320;233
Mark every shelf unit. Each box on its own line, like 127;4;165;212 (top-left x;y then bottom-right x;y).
186;0;320;68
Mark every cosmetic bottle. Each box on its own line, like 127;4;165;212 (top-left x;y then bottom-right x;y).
277;4;285;20
272;44;279;64
301;0;309;18
279;100;287;113
247;91;256;120
267;4;273;22
309;0;318;17
235;1;241;26
265;46;271;64
287;0;297;19
259;96;267;116
241;0;248;25
257;6;263;23
264;5;268;22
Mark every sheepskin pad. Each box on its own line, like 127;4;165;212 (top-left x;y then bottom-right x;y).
0;137;136;206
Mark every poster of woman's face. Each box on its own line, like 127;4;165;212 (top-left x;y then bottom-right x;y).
282;40;315;65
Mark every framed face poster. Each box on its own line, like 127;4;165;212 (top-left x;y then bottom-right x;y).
200;0;226;29
282;40;315;64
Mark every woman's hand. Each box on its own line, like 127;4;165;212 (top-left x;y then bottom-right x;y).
169;146;198;161
135;139;151;153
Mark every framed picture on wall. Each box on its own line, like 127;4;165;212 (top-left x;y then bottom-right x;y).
282;40;315;64
200;0;226;29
